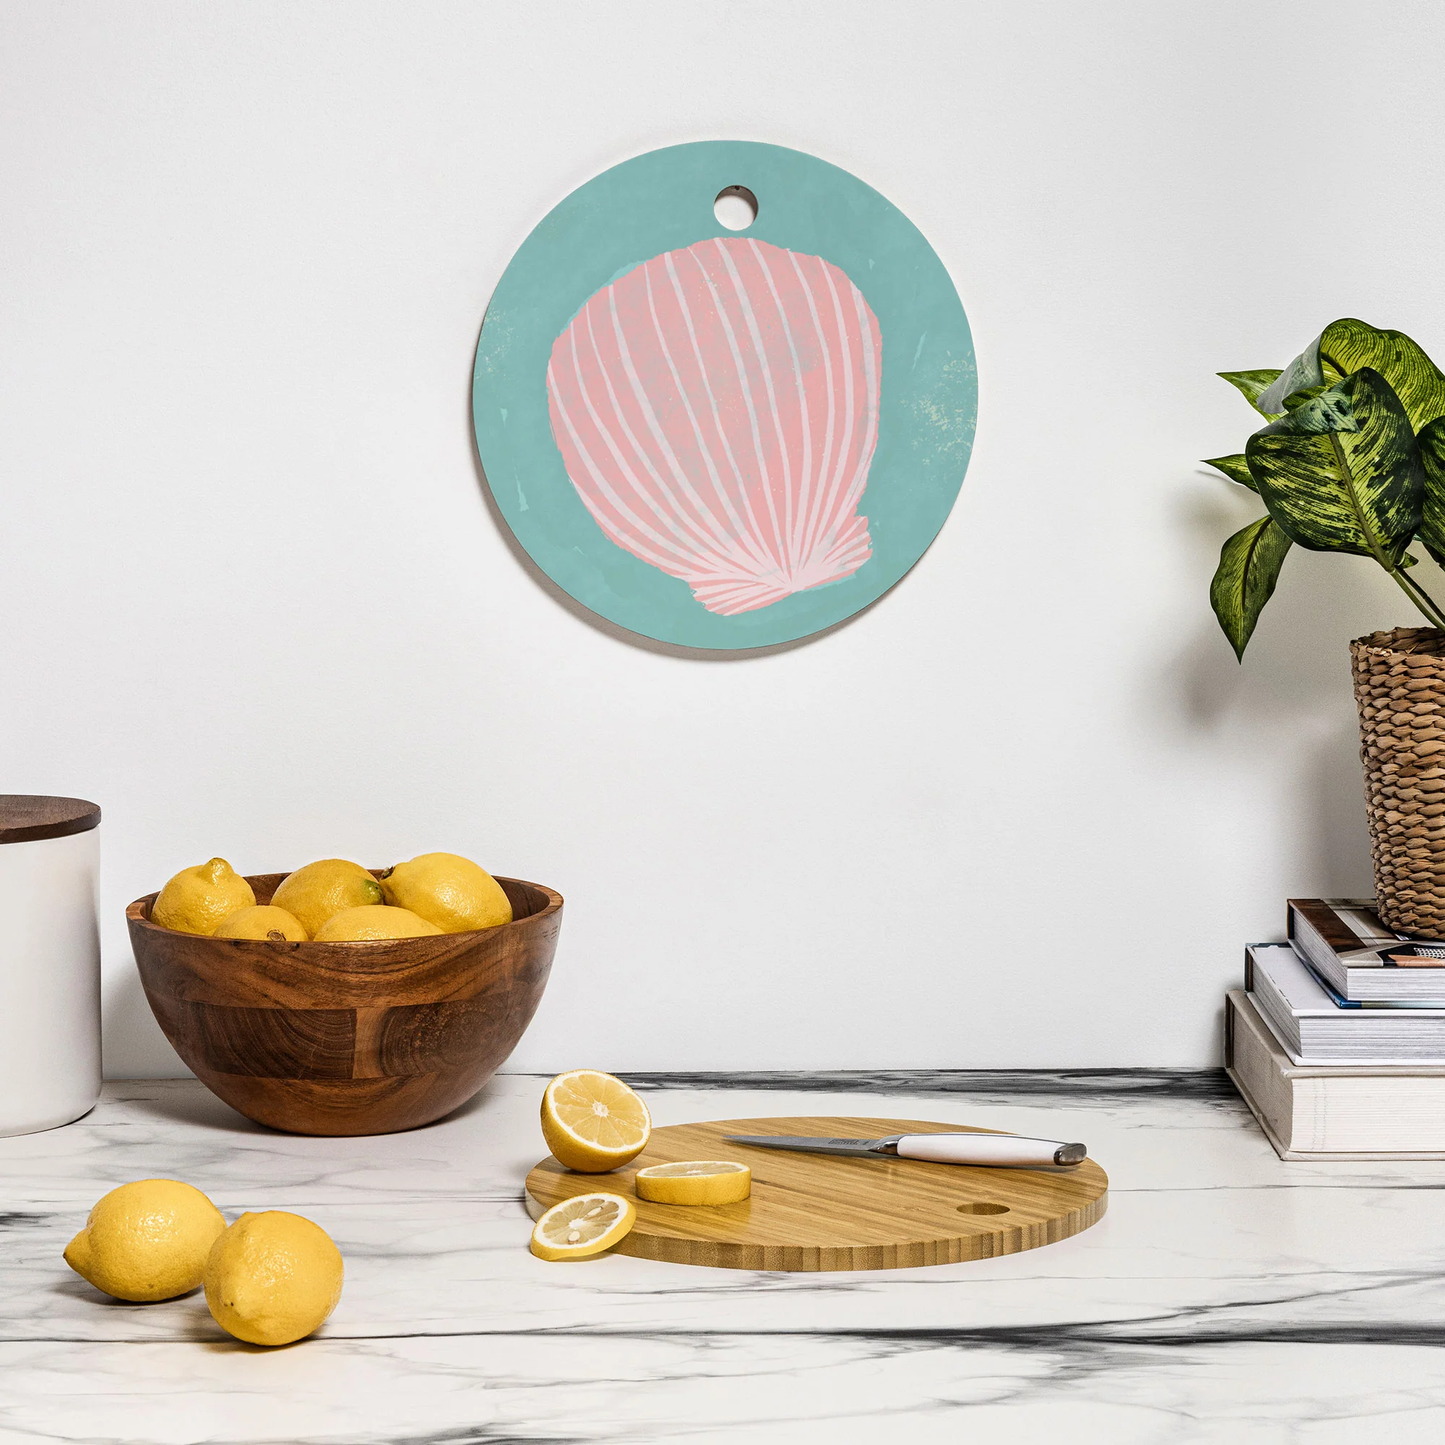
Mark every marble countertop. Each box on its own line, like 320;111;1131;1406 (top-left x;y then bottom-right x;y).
3;1071;1445;1443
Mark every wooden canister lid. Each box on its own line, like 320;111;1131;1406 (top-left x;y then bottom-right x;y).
0;796;101;845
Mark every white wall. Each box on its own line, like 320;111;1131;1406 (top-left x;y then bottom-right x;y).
4;1;1444;1076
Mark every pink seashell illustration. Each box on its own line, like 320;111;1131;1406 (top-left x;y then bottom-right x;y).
546;236;882;616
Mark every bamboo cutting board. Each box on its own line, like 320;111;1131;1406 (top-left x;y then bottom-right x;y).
524;1117;1108;1271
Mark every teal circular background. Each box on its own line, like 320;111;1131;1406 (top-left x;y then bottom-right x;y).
473;141;976;649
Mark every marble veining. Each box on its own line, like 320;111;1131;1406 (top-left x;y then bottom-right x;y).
4;1072;1445;1442
620;1068;1242;1101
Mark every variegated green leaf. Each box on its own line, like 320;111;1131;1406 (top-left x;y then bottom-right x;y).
1219;369;1284;418
1202;454;1258;490
1259;319;1445;428
1211;515;1292;660
1415;414;1445;566
1256;343;1329;415
1246;368;1423;563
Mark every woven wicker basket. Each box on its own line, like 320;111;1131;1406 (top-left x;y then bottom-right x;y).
1351;626;1445;937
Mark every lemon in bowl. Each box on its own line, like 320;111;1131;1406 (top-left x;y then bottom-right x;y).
380;853;513;933
270;859;384;938
150;860;255;936
213;905;308;941
313;905;442;941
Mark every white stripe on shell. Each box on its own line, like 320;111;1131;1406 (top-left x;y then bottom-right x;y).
666;250;779;585
639;259;774;575
747;238;813;575
789;251;841;575
714;238;792;579
547;360;687;575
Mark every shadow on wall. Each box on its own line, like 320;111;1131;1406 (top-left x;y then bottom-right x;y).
102;963;192;1079
1165;475;1427;895
461;375;900;662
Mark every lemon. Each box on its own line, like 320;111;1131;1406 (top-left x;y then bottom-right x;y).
541;1070;652;1172
313;905;442;941
270;859;384;937
634;1161;751;1206
380;852;512;934
529;1192;636;1261
151;859;255;936
63;1179;226;1301
213;905;308;941
204;1210;343;1346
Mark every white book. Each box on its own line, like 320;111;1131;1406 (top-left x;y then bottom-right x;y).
1226;991;1445;1158
1247;943;1445;1063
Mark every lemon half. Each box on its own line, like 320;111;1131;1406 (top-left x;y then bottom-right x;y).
541;1070;651;1173
634;1160;752;1206
529;1192;636;1261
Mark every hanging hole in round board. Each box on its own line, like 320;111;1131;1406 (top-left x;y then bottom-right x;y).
714;185;758;230
957;1202;1010;1216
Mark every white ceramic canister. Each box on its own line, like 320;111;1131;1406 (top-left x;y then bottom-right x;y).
0;796;101;1135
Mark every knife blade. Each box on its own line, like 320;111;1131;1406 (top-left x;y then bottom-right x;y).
722;1133;1088;1168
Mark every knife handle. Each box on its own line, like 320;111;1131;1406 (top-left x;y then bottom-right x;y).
895;1134;1085;1168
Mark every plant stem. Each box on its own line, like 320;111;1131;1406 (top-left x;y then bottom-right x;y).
1391;561;1445;631
1323;430;1445;632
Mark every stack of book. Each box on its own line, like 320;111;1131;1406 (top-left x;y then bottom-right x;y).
1227;899;1445;1159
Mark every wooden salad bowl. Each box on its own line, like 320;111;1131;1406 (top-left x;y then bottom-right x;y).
127;873;562;1136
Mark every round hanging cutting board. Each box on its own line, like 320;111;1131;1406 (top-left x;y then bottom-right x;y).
474;141;976;649
524;1117;1108;1272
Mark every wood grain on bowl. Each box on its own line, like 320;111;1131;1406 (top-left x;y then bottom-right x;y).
127;874;562;1136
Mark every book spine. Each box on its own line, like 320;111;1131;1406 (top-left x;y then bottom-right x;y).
1227;994;1297;1153
1229;992;1445;1154
1289;899;1371;954
1246;948;1305;1057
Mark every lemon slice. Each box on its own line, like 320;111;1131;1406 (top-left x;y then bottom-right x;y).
529;1192;636;1261
634;1160;752;1206
541;1070;652;1172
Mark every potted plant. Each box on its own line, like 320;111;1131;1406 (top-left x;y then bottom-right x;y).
1207;319;1445;937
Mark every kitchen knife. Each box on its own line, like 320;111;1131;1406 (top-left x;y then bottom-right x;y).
722;1132;1088;1168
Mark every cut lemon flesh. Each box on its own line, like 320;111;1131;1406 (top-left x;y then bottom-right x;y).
634;1160;752;1206
529;1192;636;1261
541;1070;652;1172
